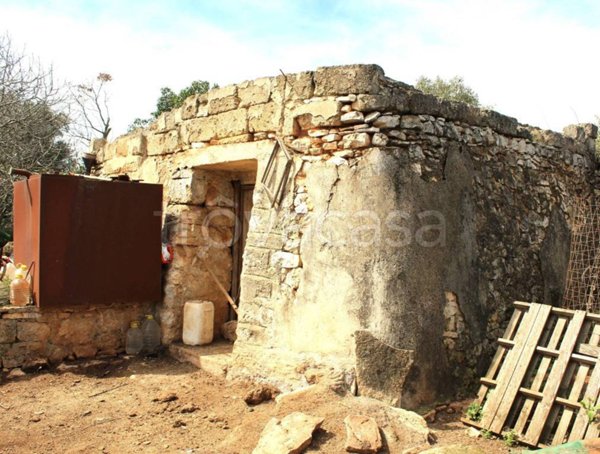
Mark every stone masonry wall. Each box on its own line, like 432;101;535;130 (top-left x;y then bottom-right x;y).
0;303;152;369
94;64;598;409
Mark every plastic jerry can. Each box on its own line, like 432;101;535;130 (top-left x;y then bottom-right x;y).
141;314;161;355
125;321;144;355
10;264;30;306
183;301;214;346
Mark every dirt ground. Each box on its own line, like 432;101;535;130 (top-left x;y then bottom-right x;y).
0;355;512;454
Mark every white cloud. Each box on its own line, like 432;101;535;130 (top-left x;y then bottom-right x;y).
0;0;598;139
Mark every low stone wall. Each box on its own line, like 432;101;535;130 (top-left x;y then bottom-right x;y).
93;64;599;408
0;303;152;369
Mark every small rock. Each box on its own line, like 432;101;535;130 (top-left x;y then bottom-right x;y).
221;320;238;342
244;384;280;406
372;115;400;129
153;392;178;403
341;111;365;124
173;420;187;428
344;415;382;454
81;410;92;417
252;412;324;454
290;137;312;153
308;129;329;138
364;111;381;123
371;133;389;147
336;94;357;103
180;403;200;414
466;427;481;438
30;416;41;423
322;133;341;143
7;368;26;379
423;409;436;423
341;133;371;150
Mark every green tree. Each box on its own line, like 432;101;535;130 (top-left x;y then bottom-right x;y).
0;35;77;245
415;75;480;106
129;80;217;132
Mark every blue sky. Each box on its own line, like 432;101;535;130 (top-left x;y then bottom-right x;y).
0;0;599;137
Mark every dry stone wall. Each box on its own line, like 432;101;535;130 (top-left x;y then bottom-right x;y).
94;64;598;408
0;303;152;369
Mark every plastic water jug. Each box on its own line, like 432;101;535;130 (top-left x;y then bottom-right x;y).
10;264;30;306
125;321;143;355
142;314;161;355
183;301;214;346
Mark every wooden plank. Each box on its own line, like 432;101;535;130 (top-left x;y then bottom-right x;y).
578;343;600;357
522;310;586;446
514;316;567;435
487;304;552;433
555;363;589;444
570;322;600;441
476;307;523;402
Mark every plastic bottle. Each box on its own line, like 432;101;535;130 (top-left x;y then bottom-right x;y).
183;301;214;346
142;314;161;355
10;264;30;306
125;321;144;355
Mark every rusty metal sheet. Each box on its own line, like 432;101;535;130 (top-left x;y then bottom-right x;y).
13;175;162;307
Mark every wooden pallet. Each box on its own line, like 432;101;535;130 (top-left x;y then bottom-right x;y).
463;302;600;447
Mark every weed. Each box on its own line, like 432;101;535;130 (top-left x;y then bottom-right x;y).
502;429;518;447
580;397;600;424
466;401;483;422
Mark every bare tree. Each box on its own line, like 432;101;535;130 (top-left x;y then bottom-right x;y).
69;72;112;148
0;34;76;244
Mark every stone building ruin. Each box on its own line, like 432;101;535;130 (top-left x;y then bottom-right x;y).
4;64;597;410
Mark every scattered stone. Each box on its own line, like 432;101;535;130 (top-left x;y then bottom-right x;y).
252;412;324;454
423;409;436;423
173;420;187;428
153;392;178;403
466;427;481;438
7;368;26;379
221;320;238;342
180;403;200;414
244;384;280;406
30;416;41;423
344;415;382;454
341;111;365;124
81;410;92;417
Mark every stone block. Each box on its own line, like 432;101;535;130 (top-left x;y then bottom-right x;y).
291;100;342;132
181;116;216;143
0;319;17;343
351;94;393;112
17;321;51;342
2;341;45;369
239;77;272;107
241;276;274;300
252;412;324;454
146;130;182;155
342;133;371;149
208;95;240;115
243;247;272;276
271;251;301;269
249;102;282;133
344;415;382;454
166;173;207;205
354;330;415;408
284;71;315;101
373;115;400;129
213;109;248;139
181;94;200;120
314;64;384;96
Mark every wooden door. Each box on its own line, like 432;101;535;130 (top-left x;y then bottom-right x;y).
230;181;254;318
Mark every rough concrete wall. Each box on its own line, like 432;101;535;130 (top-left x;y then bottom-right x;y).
94;64;598;409
0;303;152;369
